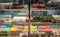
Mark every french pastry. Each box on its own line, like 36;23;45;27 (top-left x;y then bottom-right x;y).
4;16;12;23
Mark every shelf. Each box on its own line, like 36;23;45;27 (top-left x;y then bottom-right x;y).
31;22;56;25
31;8;59;11
0;8;59;11
0;9;28;11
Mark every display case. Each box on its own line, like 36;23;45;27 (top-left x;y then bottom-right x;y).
0;0;60;37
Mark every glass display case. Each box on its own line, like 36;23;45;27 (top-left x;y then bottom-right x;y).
0;0;60;37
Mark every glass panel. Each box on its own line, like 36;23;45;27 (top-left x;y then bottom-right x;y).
0;0;29;37
31;0;60;37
